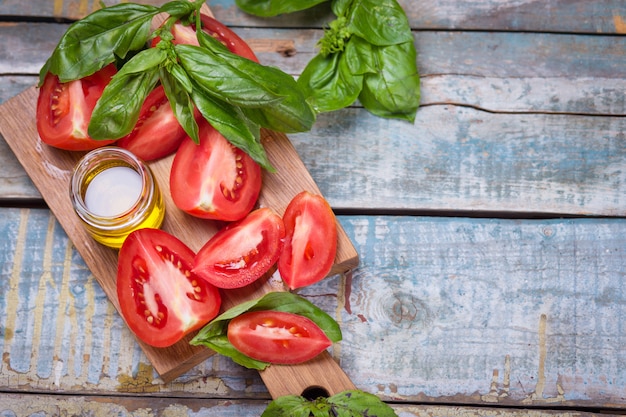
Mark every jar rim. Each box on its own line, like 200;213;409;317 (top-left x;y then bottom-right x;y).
70;147;155;230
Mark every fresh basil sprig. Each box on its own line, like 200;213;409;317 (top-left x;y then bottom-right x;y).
262;390;398;417
190;292;342;370
237;0;420;122
39;1;317;171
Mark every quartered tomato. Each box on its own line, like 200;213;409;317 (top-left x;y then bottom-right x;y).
170;118;262;221
227;310;332;364
116;85;190;161
36;64;117;151
193;208;285;289
117;228;221;348
167;13;259;62
278;191;338;290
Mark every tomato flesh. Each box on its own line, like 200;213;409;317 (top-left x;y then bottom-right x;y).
117;228;221;348
278;191;338;289
170;118;262;221
168;14;259;62
227;310;332;364
193;208;285;289
116;85;190;161
36;64;117;150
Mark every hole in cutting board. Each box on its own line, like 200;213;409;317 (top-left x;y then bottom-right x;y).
301;385;330;400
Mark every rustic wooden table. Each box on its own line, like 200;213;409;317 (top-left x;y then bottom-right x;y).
1;1;625;416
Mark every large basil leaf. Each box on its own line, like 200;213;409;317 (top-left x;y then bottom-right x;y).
297;51;363;113
345;0;413;46
176;44;286;107
344;35;376;75
235;0;330;17
160;67;199;143
88;48;164;140
359;41;420;122
43;3;159;83
191;292;342;370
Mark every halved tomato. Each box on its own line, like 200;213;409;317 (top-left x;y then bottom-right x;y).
193;208;285;289
278;191;338;290
167;13;259;62
227;310;332;364
117;228;221;348
36;64;117;151
116;85;190;161
170;118;262;221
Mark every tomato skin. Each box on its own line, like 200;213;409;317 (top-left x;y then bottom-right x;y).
167;14;259;62
193;208;285;289
116;85;191;161
278;191;338;290
170;118;262;221
36;64;117;151
227;310;332;364
117;228;221;348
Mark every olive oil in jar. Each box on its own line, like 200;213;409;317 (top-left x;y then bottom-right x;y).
70;147;165;249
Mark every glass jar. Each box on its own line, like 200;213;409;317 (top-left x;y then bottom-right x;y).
70;147;165;249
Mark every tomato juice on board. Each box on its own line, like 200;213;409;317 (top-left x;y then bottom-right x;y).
70;147;165;249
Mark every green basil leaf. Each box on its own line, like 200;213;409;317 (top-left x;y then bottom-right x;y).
176;44;286;107
160;68;199;143
297;51;363;113
327;390;398;416
89;67;160;140
346;0;412;46
190;292;342;369
177;44;315;132
331;0;352;16
43;3;159;82
344;35;375;75
191;87;274;171
235;0;330;17
197;334;269;370
159;0;197;19
359;41;420;122
261;395;313;417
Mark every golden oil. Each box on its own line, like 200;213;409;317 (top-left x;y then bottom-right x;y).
70;147;165;249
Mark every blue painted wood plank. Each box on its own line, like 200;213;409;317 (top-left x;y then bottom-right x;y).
1;208;625;409
4;0;621;34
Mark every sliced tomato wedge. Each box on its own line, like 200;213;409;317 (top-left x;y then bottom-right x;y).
170;118;262;221
193;208;285;289
36;64;117;151
116;85;190;161
227;310;332;364
167;13;259;62
278;191;338;290
117;228;221;348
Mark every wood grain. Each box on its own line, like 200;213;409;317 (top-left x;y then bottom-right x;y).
1;0;624;34
0;87;358;386
1;208;625;408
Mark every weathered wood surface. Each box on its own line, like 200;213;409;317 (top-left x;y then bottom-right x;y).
1;0;625;415
1;208;625;409
0;394;614;417
1;22;625;215
1;0;625;34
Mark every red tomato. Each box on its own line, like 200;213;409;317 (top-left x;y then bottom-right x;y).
116;85;190;161
168;14;259;62
116;228;221;348
170;118;262;221
278;191;338;290
227;310;332;364
36;64;117;151
193;208;285;289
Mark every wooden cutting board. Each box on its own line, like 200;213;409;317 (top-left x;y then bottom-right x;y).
0;4;358;399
